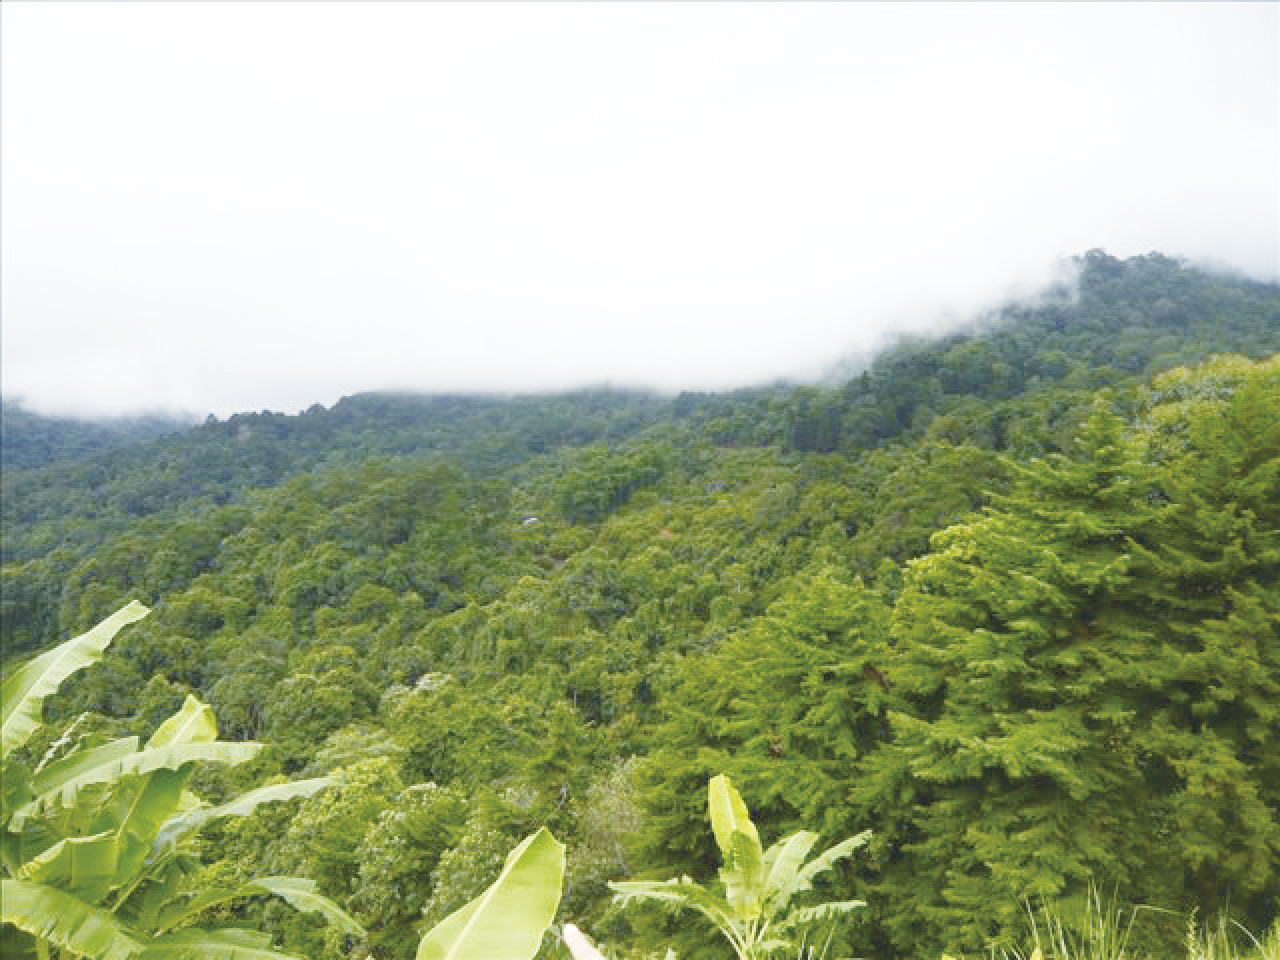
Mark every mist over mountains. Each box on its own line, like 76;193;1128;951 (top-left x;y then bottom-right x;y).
2;247;1279;960
4;250;1277;475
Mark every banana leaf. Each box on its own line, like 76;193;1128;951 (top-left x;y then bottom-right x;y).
720;829;764;922
109;767;191;891
779;900;868;929
139;928;303;959
1;877;143;960
1;756;34;870
153;876;362;938
417;827;564;960
27;738;141;800
146;696;219;747
112;697;225;889
707;775;760;866
2;601;149;759
609;876;737;933
792;830;871;895
562;923;607;960
18;741;261;815
760;832;818;917
244;878;364;936
18;831;121;904
153;777;332;853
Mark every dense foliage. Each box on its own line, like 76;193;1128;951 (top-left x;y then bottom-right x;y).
2;252;1278;959
0;402;195;472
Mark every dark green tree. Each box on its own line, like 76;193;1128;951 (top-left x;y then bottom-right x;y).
859;369;1280;956
1126;357;1280;926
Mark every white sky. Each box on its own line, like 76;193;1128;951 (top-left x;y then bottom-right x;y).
2;2;1276;419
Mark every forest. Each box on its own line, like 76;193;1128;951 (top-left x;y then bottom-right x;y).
2;250;1279;960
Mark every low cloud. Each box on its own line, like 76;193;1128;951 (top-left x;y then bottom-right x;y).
2;4;1274;418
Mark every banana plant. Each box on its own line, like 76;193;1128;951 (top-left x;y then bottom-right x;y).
1;602;363;959
609;774;870;960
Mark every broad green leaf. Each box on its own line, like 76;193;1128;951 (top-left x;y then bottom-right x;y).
130;852;193;933
792;830;871;895
154;877;363;938
109;766;190;892
244;877;364;936
1;755;34;837
108;696;224;890
609;877;736;933
146;696;218;747
609;877;701;905
417;826;565;960
108;697;222;886
720;828;764;923
152;884;248;933
2;601;149;759
761;831;819;917
779;900;867;929
153;776;332;852
611;777;871;960
28;737;140;799
1;876;143;960
1;767;34;875
139;927;303;959
708;774;760;867
18;831;120;904
612;876;748;957
18;741;261;815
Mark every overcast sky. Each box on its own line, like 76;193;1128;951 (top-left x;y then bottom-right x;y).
3;3;1276;419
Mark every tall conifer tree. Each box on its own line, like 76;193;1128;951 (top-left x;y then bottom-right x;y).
859;362;1279;956
1127;360;1280;924
859;399;1162;954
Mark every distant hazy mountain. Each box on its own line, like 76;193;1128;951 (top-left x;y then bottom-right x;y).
0;400;198;470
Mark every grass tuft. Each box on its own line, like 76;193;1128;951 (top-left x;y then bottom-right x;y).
1005;883;1154;960
1184;910;1280;960
942;895;1280;960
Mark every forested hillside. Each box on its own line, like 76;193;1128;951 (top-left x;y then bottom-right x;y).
0;401;195;470
2;251;1278;960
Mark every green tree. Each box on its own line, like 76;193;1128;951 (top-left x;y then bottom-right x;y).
859;370;1280;956
1126;357;1280;925
858;400;1167;955
263;646;380;771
